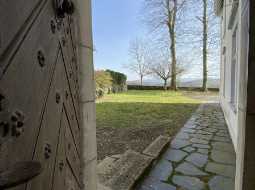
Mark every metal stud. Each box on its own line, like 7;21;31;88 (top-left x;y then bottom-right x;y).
61;37;66;46
37;51;45;67
56;92;61;104
11;110;25;137
59;160;64;171
56;19;62;31
44;143;52;159
50;20;56;34
65;90;69;100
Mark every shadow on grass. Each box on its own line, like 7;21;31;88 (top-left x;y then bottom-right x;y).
96;102;199;132
96;102;200;160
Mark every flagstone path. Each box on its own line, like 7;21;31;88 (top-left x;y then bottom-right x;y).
136;103;236;190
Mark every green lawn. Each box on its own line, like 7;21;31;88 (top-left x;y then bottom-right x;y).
96;90;202;135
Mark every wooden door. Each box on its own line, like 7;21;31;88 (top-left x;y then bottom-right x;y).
0;0;81;189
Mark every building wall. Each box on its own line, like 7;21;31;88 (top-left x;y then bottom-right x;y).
219;0;250;189
219;0;249;151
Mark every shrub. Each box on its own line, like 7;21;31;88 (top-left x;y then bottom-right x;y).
95;70;113;98
95;70;127;98
106;70;127;93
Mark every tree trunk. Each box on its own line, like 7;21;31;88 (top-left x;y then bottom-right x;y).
168;0;177;91
163;79;167;91
202;0;208;92
140;75;143;86
170;28;177;91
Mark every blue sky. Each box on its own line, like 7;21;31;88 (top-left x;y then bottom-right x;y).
92;0;220;81
92;0;145;81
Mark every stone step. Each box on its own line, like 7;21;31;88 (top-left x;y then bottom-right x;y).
99;150;153;190
97;136;171;190
143;135;170;158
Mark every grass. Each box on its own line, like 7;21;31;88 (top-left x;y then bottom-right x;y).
96;90;204;135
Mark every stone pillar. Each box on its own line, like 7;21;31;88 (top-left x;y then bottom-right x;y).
77;0;97;190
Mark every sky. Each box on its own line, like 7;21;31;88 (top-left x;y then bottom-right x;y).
92;0;220;82
92;0;145;81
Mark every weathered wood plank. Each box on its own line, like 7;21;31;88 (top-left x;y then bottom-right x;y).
65;110;81;183
0;0;59;171
0;0;42;57
26;50;63;190
63;62;80;155
52;111;66;190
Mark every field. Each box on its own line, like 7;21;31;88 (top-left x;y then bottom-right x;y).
96;90;218;160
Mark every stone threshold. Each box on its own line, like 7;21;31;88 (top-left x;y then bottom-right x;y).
98;135;170;190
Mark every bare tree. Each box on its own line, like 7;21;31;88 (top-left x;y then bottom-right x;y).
142;0;186;90
178;0;220;91
127;38;151;86
201;0;208;91
149;50;186;90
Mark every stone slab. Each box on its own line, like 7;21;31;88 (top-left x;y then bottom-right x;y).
209;176;235;190
183;146;196;153
211;150;235;165
185;153;208;168
97;157;117;177
211;142;235;153
175;132;190;140
149;159;173;181
171;139;191;149
190;138;209;145
163;149;188;162
197;148;209;155
172;175;205;190
101;150;153;190
143;135;170;158
140;176;176;190
175;162;208;176
205;162;236;178
192;143;210;149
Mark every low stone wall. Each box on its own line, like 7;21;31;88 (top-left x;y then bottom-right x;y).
127;85;219;91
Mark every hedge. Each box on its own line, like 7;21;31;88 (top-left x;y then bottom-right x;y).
95;70;127;98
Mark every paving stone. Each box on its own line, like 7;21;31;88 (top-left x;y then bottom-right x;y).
138;104;236;190
208;176;235;190
196;130;212;135
185;153;208;168
172;175;205;190
183;146;196;153
203;128;218;133
211;150;235;165
211;142;235;153
140;176;176;190
163;149;188;162
195;126;207;130
149;159;173;181
197;148;209;155
216;132;230;137
213;136;231;143
181;128;197;134
205;162;235;178
190;138;209;145
175;162;208;176
171;139;191;149
175;132;190;140
192;144;210;149
190;133;213;141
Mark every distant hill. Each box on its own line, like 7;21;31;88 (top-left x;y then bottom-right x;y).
127;78;220;88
